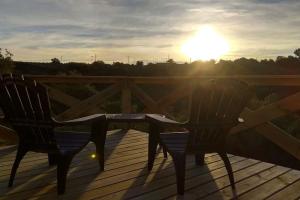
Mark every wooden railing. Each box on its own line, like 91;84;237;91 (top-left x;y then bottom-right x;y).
1;75;300;161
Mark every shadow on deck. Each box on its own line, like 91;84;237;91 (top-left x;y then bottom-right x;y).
0;130;299;200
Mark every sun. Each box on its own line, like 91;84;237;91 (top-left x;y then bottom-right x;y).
181;26;230;61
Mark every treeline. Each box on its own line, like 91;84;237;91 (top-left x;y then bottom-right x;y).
13;55;300;76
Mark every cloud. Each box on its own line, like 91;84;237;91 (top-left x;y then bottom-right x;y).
0;0;299;61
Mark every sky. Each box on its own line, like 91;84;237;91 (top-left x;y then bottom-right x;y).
0;0;299;63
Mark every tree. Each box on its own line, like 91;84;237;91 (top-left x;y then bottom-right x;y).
0;48;15;73
51;58;61;64
294;48;300;58
276;56;286;62
167;59;175;64
92;60;105;65
136;61;144;67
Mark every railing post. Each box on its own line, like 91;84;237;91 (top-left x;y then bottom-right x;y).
121;79;132;113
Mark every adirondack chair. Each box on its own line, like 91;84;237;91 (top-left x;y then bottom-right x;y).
0;74;107;195
146;79;252;195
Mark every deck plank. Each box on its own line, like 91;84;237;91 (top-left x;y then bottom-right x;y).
201;165;290;200
0;129;299;200
267;179;300;200
238;169;300;199
160;161;273;200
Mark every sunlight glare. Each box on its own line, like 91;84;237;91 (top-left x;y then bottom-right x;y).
181;26;230;61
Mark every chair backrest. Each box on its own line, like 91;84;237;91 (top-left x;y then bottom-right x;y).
0;74;56;150
186;79;252;152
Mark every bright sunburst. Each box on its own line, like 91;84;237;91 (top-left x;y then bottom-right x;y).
181;26;230;61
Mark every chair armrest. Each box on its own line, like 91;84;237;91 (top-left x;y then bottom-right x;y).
53;114;106;127
146;114;184;128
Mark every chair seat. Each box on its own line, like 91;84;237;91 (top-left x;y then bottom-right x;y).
55;131;91;155
160;132;189;154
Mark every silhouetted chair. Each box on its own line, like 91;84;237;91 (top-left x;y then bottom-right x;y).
146;79;252;195
0;74;107;195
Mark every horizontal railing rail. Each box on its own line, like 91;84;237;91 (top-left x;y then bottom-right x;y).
1;75;300;160
29;75;300;86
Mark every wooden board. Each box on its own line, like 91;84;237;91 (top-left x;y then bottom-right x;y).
0;130;299;200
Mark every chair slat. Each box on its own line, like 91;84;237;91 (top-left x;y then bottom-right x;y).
0;75;16;120
0;74;56;147
3;75;26;119
187;79;252;151
14;75;35;120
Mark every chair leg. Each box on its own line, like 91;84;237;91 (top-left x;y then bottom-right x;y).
48;153;58;166
219;152;235;190
95;140;105;171
148;124;159;171
8;147;27;187
195;153;205;166
172;153;186;195
92;122;108;171
160;143;168;158
57;155;73;195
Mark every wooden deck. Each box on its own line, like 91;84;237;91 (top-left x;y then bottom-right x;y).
0;129;299;200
